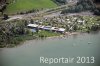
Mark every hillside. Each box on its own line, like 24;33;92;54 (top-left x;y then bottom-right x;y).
4;0;57;14
61;0;96;14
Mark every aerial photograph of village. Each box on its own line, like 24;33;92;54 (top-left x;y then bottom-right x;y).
0;0;100;66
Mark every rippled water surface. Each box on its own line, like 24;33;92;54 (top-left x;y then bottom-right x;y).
0;32;100;66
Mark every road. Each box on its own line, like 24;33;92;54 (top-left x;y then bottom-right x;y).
4;2;76;21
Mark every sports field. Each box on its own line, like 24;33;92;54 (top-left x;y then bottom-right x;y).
5;0;57;14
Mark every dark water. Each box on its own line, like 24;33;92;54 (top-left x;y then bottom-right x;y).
0;32;100;66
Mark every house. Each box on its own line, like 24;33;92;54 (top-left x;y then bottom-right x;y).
27;24;38;28
57;28;66;33
77;20;85;25
27;24;66;34
68;21;71;24
43;26;52;31
51;27;58;32
66;19;70;21
78;20;83;23
38;25;44;30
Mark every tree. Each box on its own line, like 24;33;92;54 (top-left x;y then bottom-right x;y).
0;5;7;14
94;9;100;15
3;14;9;20
91;25;99;31
73;24;78;31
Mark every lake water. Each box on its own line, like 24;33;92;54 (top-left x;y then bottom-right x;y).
0;32;100;66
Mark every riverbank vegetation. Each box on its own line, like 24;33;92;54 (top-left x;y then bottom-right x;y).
0;15;100;48
0;20;61;48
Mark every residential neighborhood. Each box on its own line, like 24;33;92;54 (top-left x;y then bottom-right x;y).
26;15;100;34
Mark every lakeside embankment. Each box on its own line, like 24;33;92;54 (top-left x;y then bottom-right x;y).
0;15;100;48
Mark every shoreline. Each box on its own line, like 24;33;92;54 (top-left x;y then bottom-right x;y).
0;31;100;48
46;32;81;39
0;32;80;48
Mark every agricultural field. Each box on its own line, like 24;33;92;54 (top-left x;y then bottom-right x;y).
5;0;57;14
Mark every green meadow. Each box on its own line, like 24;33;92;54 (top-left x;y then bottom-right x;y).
5;0;57;14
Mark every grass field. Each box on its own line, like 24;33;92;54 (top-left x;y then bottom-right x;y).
5;0;57;14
